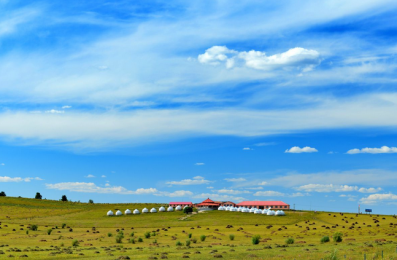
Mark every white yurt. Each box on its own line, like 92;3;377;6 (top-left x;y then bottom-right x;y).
150;208;157;213
175;206;182;211
116;210;122;216
237;207;242;212
218;206;224;211
275;210;286;216
167;206;174;212
159;206;166;212
262;209;268;214
231;207;237;212
133;209;140;214
267;210;275;216
125;209;132;215
254;209;262;214
249;208;256;213
107;210;114;216
242;208;249;213
142;208;149;213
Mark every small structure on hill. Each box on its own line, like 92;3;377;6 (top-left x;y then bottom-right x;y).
142;208;149;213
169;202;193;208
150;208;157;213
107;210;114;216
133;209;140;214
167;206;174;212
236;201;290;210
175;206;182;211
116;210;122;216
159;206;166;212
196;198;221;211
125;209;132;215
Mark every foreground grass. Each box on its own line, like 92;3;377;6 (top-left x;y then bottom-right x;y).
0;197;396;259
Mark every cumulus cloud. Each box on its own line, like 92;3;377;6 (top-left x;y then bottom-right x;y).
0;176;42;182
258;181;268;185
347;146;397;154
85;174;95;178
253;190;285;197
243;147;253;150
198;46;320;71
360;193;397;205
155;190;193;197
285;146;318;153
296;184;358;192
166;176;211;185
195;162;205;166
45;109;64;114
193;193;246;202
358;187;382;193
224;178;246;182
46;182;158;195
214;189;251;195
101;175;106;178
62;106;72;109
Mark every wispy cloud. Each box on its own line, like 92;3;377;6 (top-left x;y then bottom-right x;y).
224;178;246;182
85;174;95;178
296;184;382;193
213;189;251;195
166;176;211;186
193;193;246;202
195;162;205;166
0;176;42;182
347;146;397;154
285;146;318;153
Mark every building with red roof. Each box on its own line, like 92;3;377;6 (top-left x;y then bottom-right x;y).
169;202;193;207
195;198;221;209
236;201;289;210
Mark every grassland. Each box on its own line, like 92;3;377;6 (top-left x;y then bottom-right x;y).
0;197;396;259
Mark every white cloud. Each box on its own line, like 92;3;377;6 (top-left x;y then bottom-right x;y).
155;190;193;197
258;181;268;185
247;187;264;190
193;193;246;202
46;182;158;195
224;178;246;182
291;192;308;197
62;106;72;109
347;146;397;154
214;189;251;195
296;184;358;192
254;190;285;197
285;146;318;153
101;175;106;178
198;46;320;71
360;193;397;205
195;162;205;166
0;163;4;166
166;176;211;185
358;187;382;193
0;176;42;182
45;109;65;114
254;142;276;146
85;174;95;178
339;194;357;201
206;186;214;189
243;147;253;150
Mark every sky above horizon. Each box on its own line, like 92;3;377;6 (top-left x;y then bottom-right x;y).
1;0;397;214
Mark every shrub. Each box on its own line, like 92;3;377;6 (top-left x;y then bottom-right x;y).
200;235;206;242
130;238;135;244
333;232;343;243
285;237;294;244
130;232;135;237
0;191;6;196
138;237;143;242
186;240;191;247
35;192;42;199
151;231;156;237
229;234;235;241
183;206;193;214
252;235;261;245
108;233;113;237
144;232;151;238
176;241;183;246
88;199;94;203
192;238;197;243
47;229;53;235
321;236;330;243
188;233;192;238
61;195;68;202
61;223;66;229
115;235;123;243
60;242;64;247
72;240;79;247
31;225;38;231
153;239;157;244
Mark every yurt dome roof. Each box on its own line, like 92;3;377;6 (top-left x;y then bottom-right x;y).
125;209;132;214
267;210;275;215
107;210;114;216
116;210;122;216
133;209;140;214
150;208;157;213
175;206;182;211
167;206;174;212
142;208;149;213
159;206;165;212
249;208;256;213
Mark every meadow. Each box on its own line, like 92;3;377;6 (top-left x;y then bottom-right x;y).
0;197;396;259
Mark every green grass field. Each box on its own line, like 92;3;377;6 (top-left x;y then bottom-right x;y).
0;197;396;259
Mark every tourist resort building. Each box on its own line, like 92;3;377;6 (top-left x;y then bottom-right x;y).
169;202;193;207
195;198;221;209
218;201;236;207
236;201;290;210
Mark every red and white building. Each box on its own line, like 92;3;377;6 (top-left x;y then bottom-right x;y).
236;201;289;210
169;202;193;207
218;201;236;207
195;198;221;209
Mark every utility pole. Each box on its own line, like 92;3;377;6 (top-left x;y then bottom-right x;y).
358;204;360;214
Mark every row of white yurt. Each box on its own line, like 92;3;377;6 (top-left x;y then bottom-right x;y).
108;205;188;216
217;206;285;216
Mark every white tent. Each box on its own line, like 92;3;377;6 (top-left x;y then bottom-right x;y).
275;210;286;216
150;208;157;213
125;209;132;215
116;210;122;216
237;207;242;212
243;208;249;213
254;209;262;214
107;210;114;216
267;210;275;216
249;208;256;213
142;208;149;213
230;207;237;212
218;206;224;211
167;206;174;212
159;206;166;212
175;206;182;211
133;209;140;214
262;209;268;214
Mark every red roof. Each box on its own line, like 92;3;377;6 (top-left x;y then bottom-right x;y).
236;201;289;206
201;198;215;203
169;202;192;205
196;203;220;206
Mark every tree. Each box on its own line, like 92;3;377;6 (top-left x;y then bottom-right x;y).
61;195;68;202
35;192;42;199
88;199;94;204
183;206;193;214
0;191;6;197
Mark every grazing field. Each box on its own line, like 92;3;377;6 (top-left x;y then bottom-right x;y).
0;197;396;259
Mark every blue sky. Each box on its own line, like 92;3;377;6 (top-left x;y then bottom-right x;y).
1;0;397;214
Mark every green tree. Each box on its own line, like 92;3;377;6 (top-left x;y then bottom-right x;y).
35;192;42;199
88;199;94;203
183;206;193;214
0;191;6;197
61;195;68;202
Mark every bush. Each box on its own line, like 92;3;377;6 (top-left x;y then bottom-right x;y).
0;191;6;196
115;235;123;243
130;232;135;237
192;238;197;243
285;237;294;244
26;230;29;235
35;192;42;199
200;235;206;242
333;232;343;243
108;233;113;237
31;225;38;231
47;229;53;235
252;235;261;245
72;240;79;247
144;232;151;238
183;206;193;214
61;195;68;202
186;240;191;247
188;233;192;238
61;223;66;229
321;236;330;243
176;241;183;246
151;231;156;237
229;234;235;241
88;199;94;203
138;237;143;242
130;238;135;244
